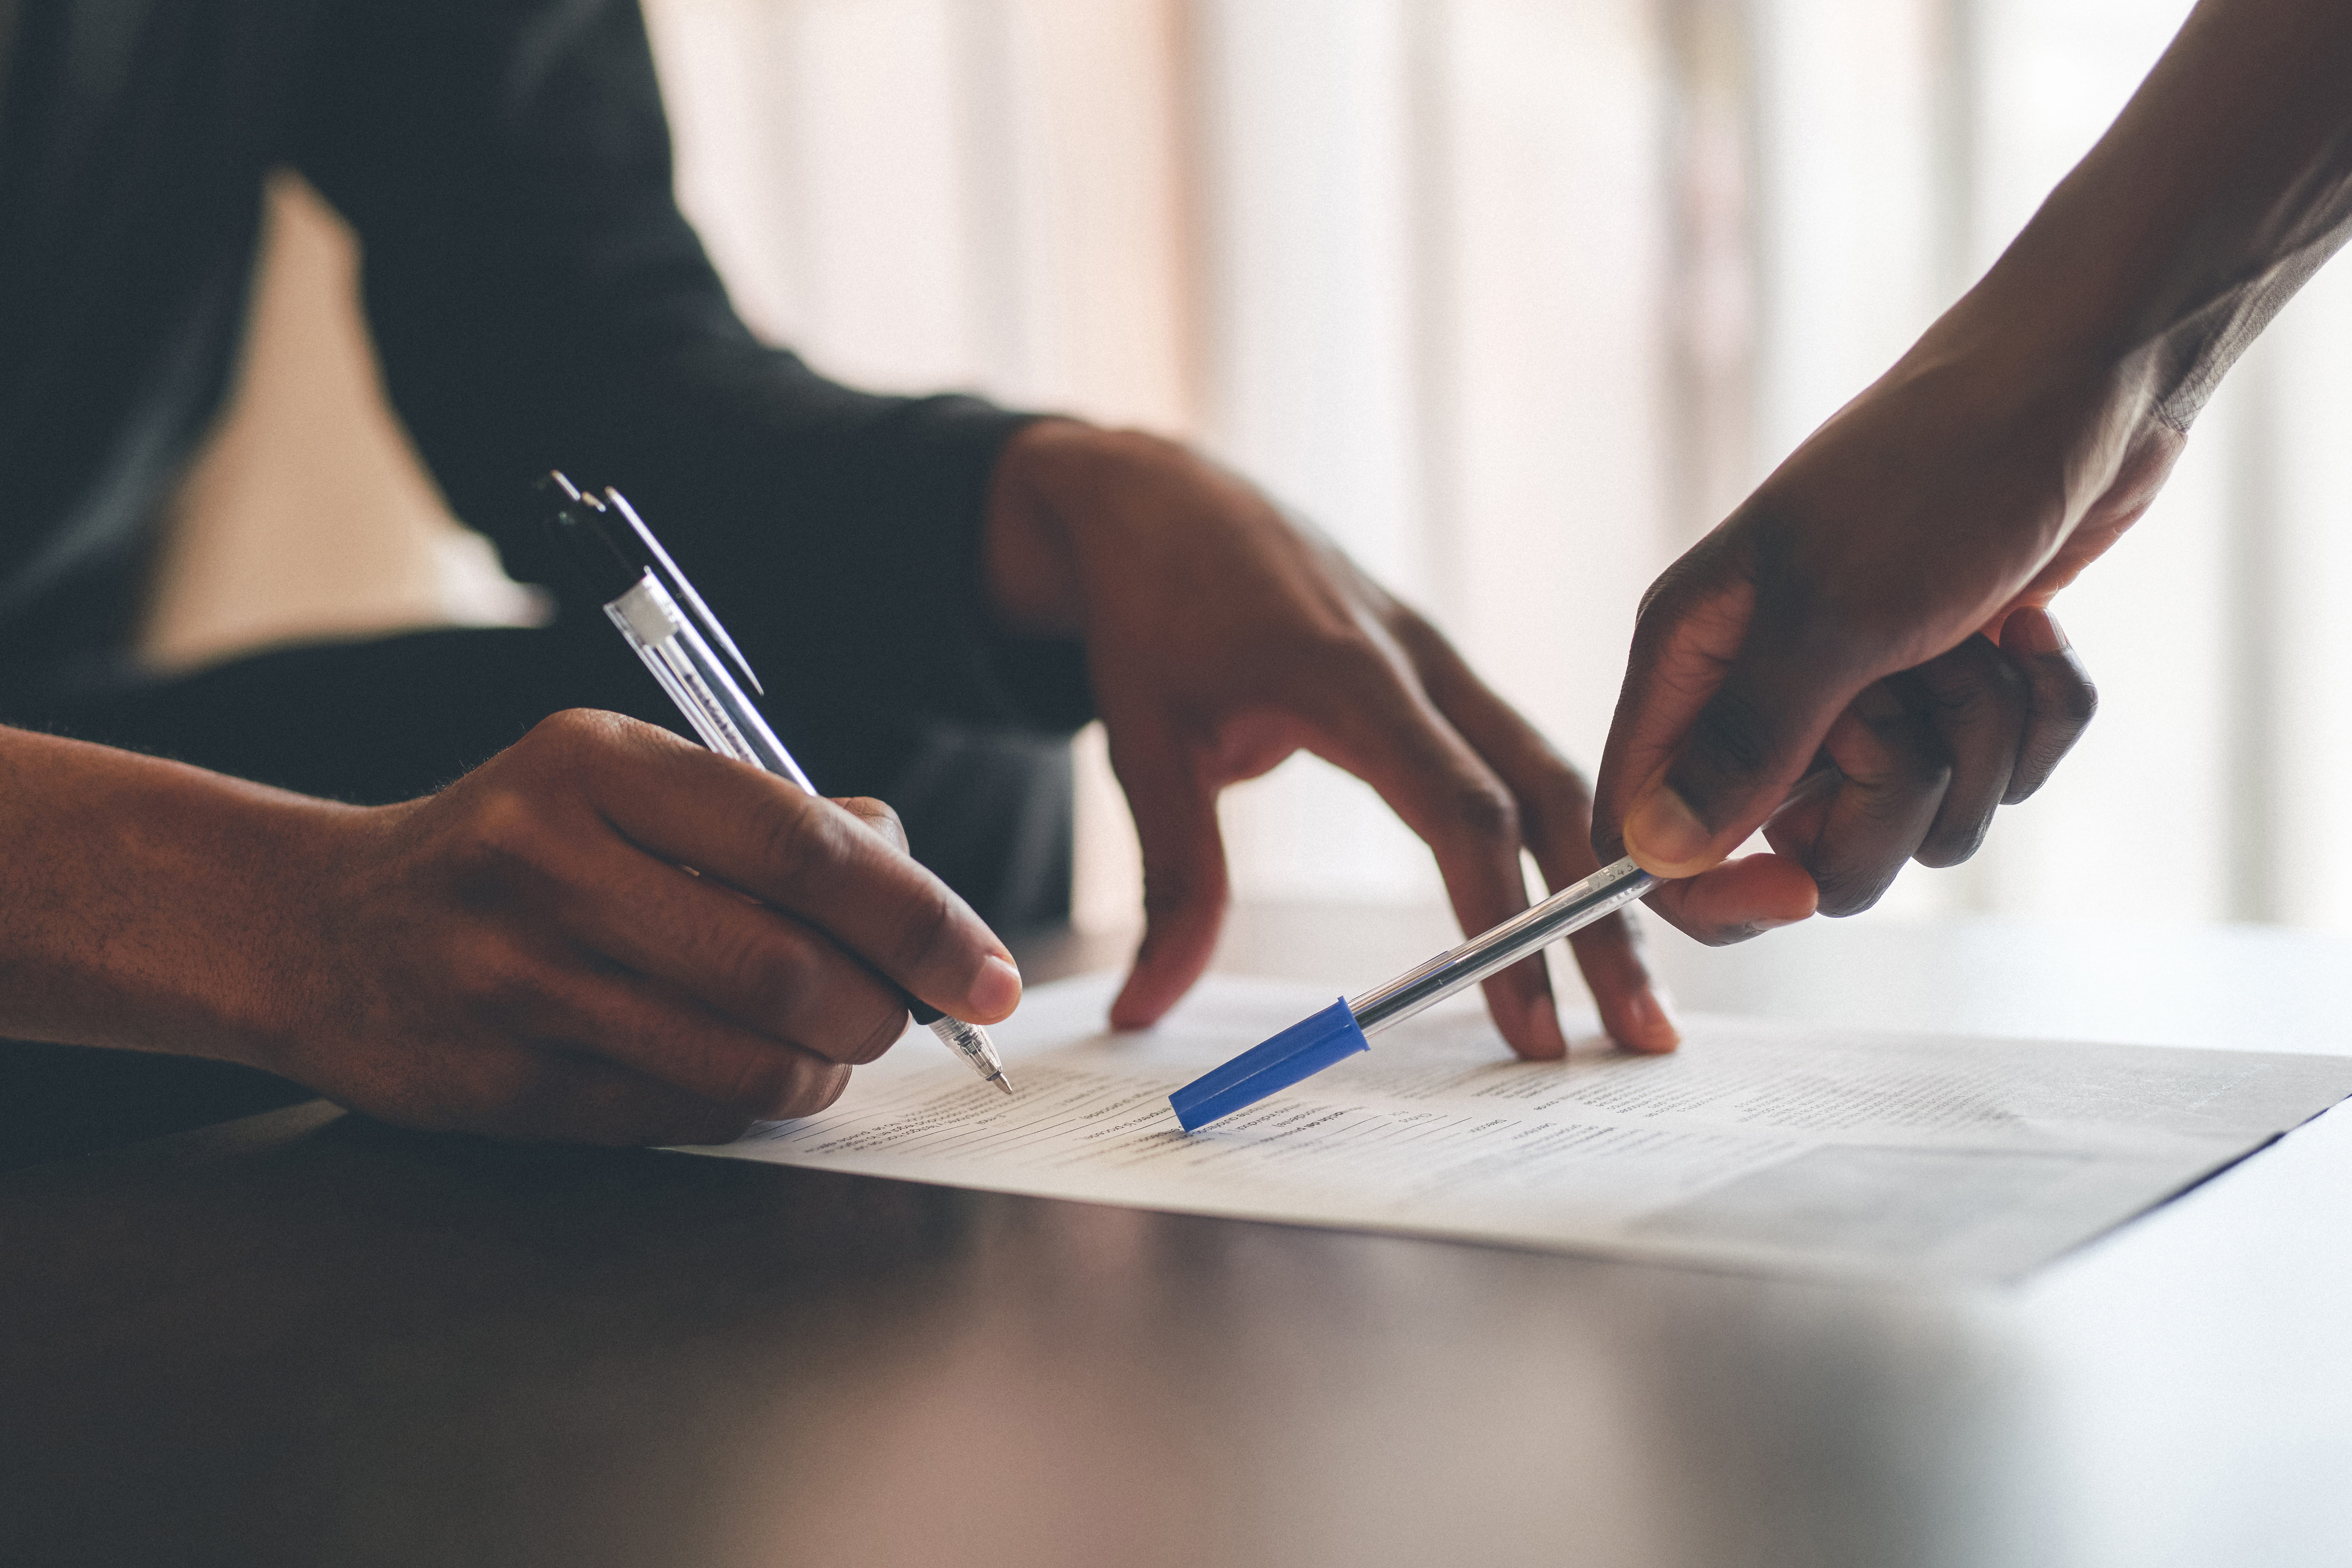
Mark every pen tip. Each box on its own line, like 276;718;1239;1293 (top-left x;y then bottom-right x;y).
992;1073;1016;1096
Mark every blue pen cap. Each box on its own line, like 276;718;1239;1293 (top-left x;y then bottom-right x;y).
1168;998;1370;1132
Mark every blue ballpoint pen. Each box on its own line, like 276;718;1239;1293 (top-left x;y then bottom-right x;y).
1166;857;1657;1131
539;471;1014;1096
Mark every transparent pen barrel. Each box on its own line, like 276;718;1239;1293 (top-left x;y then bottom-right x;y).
599;566;1013;1092
607;578;815;793
1348;856;1658;1035
929;1015;1007;1079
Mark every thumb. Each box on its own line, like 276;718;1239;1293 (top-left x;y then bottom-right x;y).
1607;581;1864;879
1106;725;1230;1031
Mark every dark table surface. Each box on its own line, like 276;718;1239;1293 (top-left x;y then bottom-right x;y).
6;906;2349;1568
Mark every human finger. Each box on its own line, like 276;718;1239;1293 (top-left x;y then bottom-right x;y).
1591;546;1757;867
1640;852;1823;946
833;796;911;856
540;711;1020;1023
1998;608;2098;803
1292;641;1569;1060
1106;718;1230;1031
479;944;858;1115
1626;607;1870;881
1393;616;1678;1053
1761;682;1948;916
423;1039;762;1147
1593;527;1877;890
1898;634;2027;868
550;849;912;1066
453;743;915;1064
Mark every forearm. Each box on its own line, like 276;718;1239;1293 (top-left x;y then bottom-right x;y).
1595;1;2352;911
1969;0;2352;425
0;728;350;1062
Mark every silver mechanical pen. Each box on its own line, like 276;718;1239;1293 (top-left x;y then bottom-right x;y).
541;473;1015;1096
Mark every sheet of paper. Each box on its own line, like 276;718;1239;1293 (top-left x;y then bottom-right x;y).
679;974;2352;1278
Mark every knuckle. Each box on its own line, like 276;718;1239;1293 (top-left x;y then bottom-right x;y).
748;791;836;884
1898;748;1953;797
839;797;908;850
1304;633;1408;702
1841;720;1951;798
1851;778;1945;839
719;921;912;1066
713;933;898;1069
1383;602;1445;658
811;1066;855;1114
522;707;617;764
1919;654;2024;726
448;933;554;1020
452;787;557;890
1452;781;1521;847
889;889;961;976
1548;754;1596;808
1141;857;1205;918
717;923;811;1016
1918;671;1987;719
1695;917;1771;949
1523;778;1595;865
2055;672;2099;725
1685;688;1776;785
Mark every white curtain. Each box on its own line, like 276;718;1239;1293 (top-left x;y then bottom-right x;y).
643;0;2352;934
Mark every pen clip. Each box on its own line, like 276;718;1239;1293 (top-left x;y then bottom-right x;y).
536;471;765;697
600;486;764;698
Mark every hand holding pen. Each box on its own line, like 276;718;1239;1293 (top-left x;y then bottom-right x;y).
170;700;1023;1147
540;473;1019;1096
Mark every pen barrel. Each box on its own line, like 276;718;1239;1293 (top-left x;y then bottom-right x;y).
927;1014;1010;1084
611;574;958;1031
608;575;816;793
580;521;1014;1093
1347;856;1657;1035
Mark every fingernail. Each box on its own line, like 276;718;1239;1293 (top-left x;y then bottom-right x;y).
2007;608;2068;657
970;954;1023;1018
1625;986;1681;1052
1624;785;1714;876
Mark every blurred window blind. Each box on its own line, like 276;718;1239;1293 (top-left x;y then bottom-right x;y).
645;0;2352;933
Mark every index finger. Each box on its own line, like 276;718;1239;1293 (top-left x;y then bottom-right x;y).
558;712;1021;1024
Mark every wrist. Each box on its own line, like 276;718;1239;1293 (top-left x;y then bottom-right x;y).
984;419;1192;640
1886;281;2159;521
1948;2;2352;429
205;792;378;1077
0;729;367;1072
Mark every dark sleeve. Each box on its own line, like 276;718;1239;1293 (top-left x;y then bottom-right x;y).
285;0;1091;735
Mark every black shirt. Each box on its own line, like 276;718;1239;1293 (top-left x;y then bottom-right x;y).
0;0;1090;732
